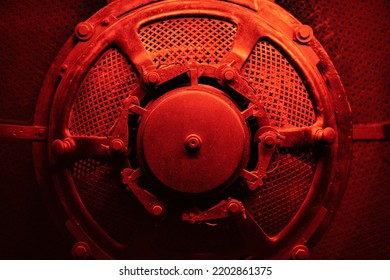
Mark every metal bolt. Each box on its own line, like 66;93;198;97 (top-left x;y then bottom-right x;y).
151;204;164;216
110;138;126;153
51;138;74;156
295;25;313;44
75;22;94;41
147;71;160;85
263;134;276;148
291;245;310;260
185;134;202;152
227;201;241;213
223;69;235;82
72;242;90;259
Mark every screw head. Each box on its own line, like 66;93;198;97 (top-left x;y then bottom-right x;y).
75;22;94;41
263;134;276;148
223;69;235;82
295;25;313;44
185;134;202;152
147;72;160;84
151;204;164;216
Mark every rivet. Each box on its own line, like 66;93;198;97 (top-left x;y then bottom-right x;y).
37;128;45;137
72;242;90;259
102;18;110;26
227;201;241;213
151;204;164;216
60;64;68;73
291;245;310;260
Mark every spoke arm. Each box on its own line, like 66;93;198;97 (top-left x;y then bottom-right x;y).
121;168;165;217
221;22;261;70
51;136;110;159
277;126;336;149
113;25;155;76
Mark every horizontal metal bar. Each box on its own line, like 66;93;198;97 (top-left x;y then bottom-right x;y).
0;124;48;141
353;122;390;141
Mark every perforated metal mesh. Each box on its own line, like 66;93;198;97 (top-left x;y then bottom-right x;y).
72;158;143;243
69;48;138;136
311;141;390;259
276;0;390;259
243;40;316;128
139;18;237;66
246;150;316;236
0;0;106;122
276;0;390;125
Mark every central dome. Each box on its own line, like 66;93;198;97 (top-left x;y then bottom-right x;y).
136;85;250;193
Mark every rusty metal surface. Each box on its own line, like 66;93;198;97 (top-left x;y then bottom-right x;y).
0;0;386;260
29;0;351;259
353;122;390;141
0;124;47;141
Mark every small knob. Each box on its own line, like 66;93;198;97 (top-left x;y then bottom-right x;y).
185;134;202;152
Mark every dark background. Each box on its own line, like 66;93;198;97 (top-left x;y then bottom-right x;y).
0;0;388;259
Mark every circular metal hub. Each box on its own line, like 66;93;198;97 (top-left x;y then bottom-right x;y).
137;86;250;193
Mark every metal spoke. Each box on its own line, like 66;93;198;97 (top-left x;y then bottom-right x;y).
220;22;261;70
113;25;155;76
277;125;336;149
51;136;110;160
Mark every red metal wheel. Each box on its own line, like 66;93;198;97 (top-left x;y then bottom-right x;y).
33;0;352;259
